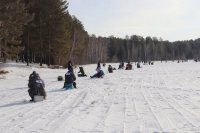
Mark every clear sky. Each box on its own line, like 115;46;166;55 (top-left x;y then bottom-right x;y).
68;0;200;41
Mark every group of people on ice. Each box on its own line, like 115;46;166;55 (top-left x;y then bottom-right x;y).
28;60;77;102
118;61;134;70
27;60;140;102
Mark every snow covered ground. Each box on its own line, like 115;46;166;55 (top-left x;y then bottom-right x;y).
1;61;200;133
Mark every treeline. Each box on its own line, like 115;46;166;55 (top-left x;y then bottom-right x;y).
87;35;200;63
1;0;200;66
0;0;88;66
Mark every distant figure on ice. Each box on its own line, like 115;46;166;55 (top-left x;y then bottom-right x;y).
90;61;104;78
64;67;76;89
28;71;46;101
108;65;113;73
125;61;132;70
122;62;124;68
118;63;123;69
78;66;87;77
97;61;101;69
137;62;141;68
118;62;124;69
67;60;73;72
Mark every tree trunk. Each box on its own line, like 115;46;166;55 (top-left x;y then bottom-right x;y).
0;38;1;59
27;31;30;66
4;40;7;62
69;29;76;61
39;11;42;67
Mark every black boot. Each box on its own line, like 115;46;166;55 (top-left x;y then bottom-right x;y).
30;96;34;102
73;82;77;88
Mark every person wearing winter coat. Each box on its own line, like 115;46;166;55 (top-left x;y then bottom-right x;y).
90;69;104;78
108;65;113;73
121;62;124;68
28;72;46;101
67;60;74;73
137;62;141;68
78;67;87;77
28;71;37;89
90;61;104;78
118;62;125;69
97;61;101;69
125;61;133;70
64;67;76;88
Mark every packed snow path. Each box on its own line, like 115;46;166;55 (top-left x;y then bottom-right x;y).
1;61;200;133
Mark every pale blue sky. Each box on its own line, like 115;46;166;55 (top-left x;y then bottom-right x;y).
68;0;200;41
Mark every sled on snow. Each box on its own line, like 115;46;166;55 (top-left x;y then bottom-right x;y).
33;95;44;102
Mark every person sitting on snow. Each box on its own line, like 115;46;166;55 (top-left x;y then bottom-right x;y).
64;67;76;89
118;62;124;69
28;72;46;101
122;62;124;68
118;63;122;69
28;71;37;88
125;61;133;70
137;62;141;68
108;65;113;73
90;61;104;78
78;66;87;77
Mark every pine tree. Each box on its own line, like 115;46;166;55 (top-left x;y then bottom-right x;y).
0;0;32;61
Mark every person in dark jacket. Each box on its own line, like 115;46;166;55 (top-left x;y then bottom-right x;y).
118;63;122;69
108;65;113;73
28;72;46;101
125;61;133;70
97;61;101;69
137;62;141;68
118;62;125;69
28;71;37;89
78;67;87;77
67;60;74;73
121;62;124;68
64;67;76;88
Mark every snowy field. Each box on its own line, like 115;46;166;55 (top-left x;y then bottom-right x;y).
1;61;200;133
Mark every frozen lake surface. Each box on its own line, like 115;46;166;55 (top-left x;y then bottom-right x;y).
0;61;200;133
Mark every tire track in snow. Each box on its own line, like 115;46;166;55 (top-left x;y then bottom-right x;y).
144;70;177;132
0;85;79;133
20;90;86;133
64;84;119;133
0;82;60;123
123;76;143;132
156;88;199;132
93;76;130;133
92;85;118;132
0;80;62;118
155;67;200;132
71;74;119;132
164;71;200;121
132;71;164;133
10;89;88;133
141;84;164;132
48;90;90;133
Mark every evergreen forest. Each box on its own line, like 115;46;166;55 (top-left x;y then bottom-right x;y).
1;0;200;66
